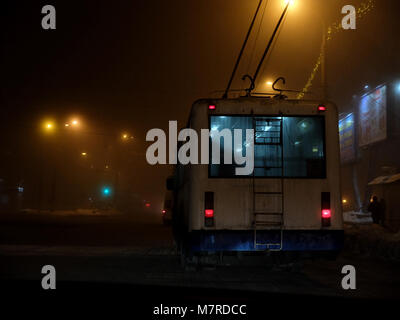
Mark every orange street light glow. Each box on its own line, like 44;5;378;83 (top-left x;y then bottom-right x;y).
122;133;134;140
284;0;295;6
283;0;296;9
42;120;55;132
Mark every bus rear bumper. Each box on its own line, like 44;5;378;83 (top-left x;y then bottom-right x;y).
185;229;344;252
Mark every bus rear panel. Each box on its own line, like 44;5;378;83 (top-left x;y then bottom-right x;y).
173;97;343;255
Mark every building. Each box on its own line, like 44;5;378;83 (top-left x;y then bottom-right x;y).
339;81;400;231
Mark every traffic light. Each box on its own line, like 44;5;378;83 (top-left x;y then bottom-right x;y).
102;186;111;197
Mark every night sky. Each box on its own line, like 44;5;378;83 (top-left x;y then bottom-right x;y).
1;0;399;209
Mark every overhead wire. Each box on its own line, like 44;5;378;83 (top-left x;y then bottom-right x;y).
254;10;288;92
245;0;269;76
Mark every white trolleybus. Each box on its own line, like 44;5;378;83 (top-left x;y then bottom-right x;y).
168;96;344;262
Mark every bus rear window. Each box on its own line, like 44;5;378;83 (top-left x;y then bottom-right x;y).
209;115;326;178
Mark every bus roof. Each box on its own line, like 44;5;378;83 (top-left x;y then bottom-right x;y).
189;97;337;120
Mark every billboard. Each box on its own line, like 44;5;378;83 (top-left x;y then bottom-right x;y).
358;85;387;147
339;113;355;163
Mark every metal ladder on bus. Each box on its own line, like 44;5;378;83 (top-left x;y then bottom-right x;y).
252;117;284;251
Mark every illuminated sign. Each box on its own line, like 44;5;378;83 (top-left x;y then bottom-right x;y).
358;85;387;147
339;113;355;163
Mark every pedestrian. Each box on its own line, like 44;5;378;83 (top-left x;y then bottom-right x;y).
368;196;381;224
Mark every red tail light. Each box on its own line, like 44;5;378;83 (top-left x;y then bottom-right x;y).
318;105;326;111
322;209;331;218
205;209;214;218
208;104;216;110
321;192;331;227
204;192;214;227
162;209;166;214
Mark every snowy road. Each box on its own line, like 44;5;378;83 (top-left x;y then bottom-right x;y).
0;212;399;301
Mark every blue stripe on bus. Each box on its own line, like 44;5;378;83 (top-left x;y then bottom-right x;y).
186;230;344;252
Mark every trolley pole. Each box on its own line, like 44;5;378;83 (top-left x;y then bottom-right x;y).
252;2;290;88
222;0;263;99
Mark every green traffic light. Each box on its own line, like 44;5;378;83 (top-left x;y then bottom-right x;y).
102;187;111;196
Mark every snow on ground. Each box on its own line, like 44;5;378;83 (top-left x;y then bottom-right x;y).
344;223;400;261
343;211;373;224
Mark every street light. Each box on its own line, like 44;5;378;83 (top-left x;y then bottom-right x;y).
121;132;133;141
81;152;87;156
64;117;81;129
265;80;274;90
284;0;296;8
42;120;56;133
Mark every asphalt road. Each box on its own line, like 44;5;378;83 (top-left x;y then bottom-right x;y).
0;211;399;302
